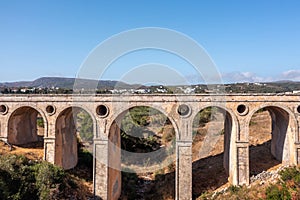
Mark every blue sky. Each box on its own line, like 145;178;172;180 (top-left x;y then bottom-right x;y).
0;0;300;83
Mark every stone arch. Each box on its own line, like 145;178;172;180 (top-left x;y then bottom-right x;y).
107;105;178;200
55;106;96;170
191;105;238;187
109;103;179;140
246;104;297;166
7;106;48;146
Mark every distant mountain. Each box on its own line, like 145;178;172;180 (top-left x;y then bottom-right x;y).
272;80;296;83
0;77;141;90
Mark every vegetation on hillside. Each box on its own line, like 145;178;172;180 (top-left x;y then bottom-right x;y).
76;110;94;142
0;140;94;200
198;166;300;200
120;106;174;152
193;107;217;128
0;154;66;200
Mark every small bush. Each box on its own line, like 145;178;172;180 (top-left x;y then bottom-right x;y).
266;184;291;200
294;173;300;185
33;162;65;199
37;117;44;128
280;167;299;181
228;185;240;194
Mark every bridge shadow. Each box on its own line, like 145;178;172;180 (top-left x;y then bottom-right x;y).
16;140;44;149
249;140;280;177
192;140;280;199
67;143;94;182
192;153;227;199
119;170;175;200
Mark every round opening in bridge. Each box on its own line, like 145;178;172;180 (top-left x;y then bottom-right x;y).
0;105;8;114
177;104;190;116
237;104;248;115
46;105;55;115
96;105;109;117
297;105;300;114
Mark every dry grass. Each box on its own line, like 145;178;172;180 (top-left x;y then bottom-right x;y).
0;141;44;160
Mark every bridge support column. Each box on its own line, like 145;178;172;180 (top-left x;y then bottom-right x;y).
292;114;300;165
0;120;6;141
0;117;8;142
93;139;109;200
44;116;56;163
44;137;55;163
295;144;300;165
236;142;249;185
176;141;192;200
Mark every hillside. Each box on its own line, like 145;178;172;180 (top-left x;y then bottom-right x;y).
0;77;299;94
0;77;137;90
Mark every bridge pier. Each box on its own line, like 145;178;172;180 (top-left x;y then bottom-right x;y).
236;142;249;185
296;144;300;165
175;116;193;200
235;115;250;186
176;141;192;200
295;114;300;164
93;139;109;199
44;137;55;163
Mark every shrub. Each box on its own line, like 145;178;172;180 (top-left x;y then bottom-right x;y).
280;167;299;181
0;155;65;200
228;185;240;194
32;162;65;199
0;155;37;199
266;184;291;200
36;117;44;128
294;173;300;185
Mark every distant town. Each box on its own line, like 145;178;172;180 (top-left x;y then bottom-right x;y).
0;77;300;95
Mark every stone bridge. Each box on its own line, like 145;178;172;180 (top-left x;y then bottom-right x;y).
0;94;300;200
